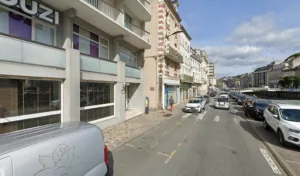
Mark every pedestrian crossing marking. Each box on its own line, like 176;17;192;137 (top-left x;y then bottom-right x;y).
196;111;207;122
181;114;191;119
214;116;220;122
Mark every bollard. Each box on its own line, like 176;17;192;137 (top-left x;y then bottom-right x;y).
145;97;149;114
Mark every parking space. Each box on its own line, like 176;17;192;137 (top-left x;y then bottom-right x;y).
230;97;300;176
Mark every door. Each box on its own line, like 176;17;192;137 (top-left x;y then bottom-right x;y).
265;105;274;128
271;107;280;130
165;86;169;109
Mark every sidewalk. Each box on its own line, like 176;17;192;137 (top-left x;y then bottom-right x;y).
103;102;185;150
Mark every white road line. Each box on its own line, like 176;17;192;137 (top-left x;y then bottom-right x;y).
182;114;191;119
157;152;170;157
260;149;282;174
286;160;300;165
234;117;238;125
196;111;207;122
214;116;220;122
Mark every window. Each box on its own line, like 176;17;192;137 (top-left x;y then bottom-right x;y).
0;7;55;45
80;82;114;122
120;45;138;67
73;24;109;59
0;78;61;118
125;13;132;30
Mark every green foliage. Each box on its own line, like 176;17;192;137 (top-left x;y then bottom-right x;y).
279;76;300;88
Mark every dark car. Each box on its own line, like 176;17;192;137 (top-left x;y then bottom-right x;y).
209;91;217;97
237;94;247;105
244;99;271;120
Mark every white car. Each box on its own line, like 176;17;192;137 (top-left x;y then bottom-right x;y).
214;97;230;110
196;96;206;110
263;104;300;146
219;92;229;99
184;98;203;113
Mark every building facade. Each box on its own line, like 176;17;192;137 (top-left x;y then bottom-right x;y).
253;62;274;87
240;73;254;88
197;49;209;95
190;48;202;97
208;63;216;89
144;0;182;109
269;62;288;88
0;0;151;133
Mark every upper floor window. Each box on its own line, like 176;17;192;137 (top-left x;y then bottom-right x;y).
0;7;55;45
73;24;109;59
120;45;138;67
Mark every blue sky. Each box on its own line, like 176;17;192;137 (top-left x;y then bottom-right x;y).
178;0;300;78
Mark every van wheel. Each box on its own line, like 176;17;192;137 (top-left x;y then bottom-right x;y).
278;130;287;146
263;119;269;130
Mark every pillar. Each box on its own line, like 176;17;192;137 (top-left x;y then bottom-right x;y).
62;48;80;122
115;59;126;122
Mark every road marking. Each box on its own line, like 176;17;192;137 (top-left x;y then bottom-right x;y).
165;150;177;164
178;143;182;147
150;141;159;148
181;114;190;119
157;152;170;157
286;160;300;165
234;117;238;125
260;149;282;174
176;121;181;126
196;111;207;122
214;116;220;122
125;143;136;148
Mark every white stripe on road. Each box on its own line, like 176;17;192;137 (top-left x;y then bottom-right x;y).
196;111;207;122
234;117;238;125
214;116;220;122
260;149;282;174
181;114;191;119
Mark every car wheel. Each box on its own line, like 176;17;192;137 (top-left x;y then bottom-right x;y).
263;119;269;130
278;130;287;146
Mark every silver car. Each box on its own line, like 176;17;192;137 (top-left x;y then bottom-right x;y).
0;122;109;176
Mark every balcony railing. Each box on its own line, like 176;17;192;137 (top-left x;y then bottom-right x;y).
180;74;194;83
0;34;66;68
125;22;150;42
125;65;141;79
165;45;183;64
80;54;117;75
84;0;150;42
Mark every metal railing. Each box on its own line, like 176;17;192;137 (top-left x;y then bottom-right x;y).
139;0;151;12
84;0;149;42
125;21;150;42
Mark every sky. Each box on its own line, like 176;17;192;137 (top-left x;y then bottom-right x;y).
178;0;300;78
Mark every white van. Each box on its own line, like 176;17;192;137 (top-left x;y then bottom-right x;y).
0;122;109;176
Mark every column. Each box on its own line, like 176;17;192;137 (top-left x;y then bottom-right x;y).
58;9;76;48
62;48;80;122
115;59;126;122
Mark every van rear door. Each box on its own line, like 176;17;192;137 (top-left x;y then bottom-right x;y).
0;157;13;176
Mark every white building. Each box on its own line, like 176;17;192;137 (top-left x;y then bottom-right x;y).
0;0;151;133
196;49;209;95
208;63;216;89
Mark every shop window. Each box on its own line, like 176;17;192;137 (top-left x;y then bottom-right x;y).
0;78;61;119
73;24;109;59
80;82;114;107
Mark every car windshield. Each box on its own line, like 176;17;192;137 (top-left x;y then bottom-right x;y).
280;109;300;122
218;98;228;102
188;99;200;103
255;101;269;109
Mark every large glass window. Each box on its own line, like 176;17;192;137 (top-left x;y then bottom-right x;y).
80;82;114;107
0;78;61;118
0;7;55;45
73;24;109;59
120;46;138;67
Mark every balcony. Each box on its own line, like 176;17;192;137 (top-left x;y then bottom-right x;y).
41;0;150;49
123;0;151;21
180;74;194;84
0;34;65;69
80;54;117;75
165;45;183;64
125;66;141;79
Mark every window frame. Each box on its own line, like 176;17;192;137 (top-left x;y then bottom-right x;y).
73;23;110;60
0;5;57;46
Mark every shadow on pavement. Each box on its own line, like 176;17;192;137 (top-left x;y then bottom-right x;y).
107;150;115;176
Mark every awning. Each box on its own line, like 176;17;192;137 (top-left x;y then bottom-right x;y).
163;78;180;86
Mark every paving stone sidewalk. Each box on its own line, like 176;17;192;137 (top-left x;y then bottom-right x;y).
103;102;185;150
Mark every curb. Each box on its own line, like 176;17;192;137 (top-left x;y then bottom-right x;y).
111;105;185;152
245;118;297;176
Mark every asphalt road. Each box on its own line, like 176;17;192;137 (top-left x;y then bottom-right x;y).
111;99;287;176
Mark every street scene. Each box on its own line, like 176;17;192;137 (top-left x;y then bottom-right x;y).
1;0;300;176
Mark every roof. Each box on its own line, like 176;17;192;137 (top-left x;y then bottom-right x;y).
180;25;192;40
165;0;182;22
275;104;300;109
284;52;300;62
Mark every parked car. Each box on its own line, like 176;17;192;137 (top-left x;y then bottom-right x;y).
245;99;271;120
209;91;217;97
0;122;110;176
196;96;207;110
214;97;230;110
184;98;203;113
237;94;247;105
263;104;300;146
243;96;257;110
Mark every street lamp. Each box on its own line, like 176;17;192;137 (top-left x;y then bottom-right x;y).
165;31;183;39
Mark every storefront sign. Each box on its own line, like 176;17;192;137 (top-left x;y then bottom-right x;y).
0;0;59;25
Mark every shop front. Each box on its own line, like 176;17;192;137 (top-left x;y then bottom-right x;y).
162;78;180;109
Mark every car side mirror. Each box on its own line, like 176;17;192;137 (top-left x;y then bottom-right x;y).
273;114;278;119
